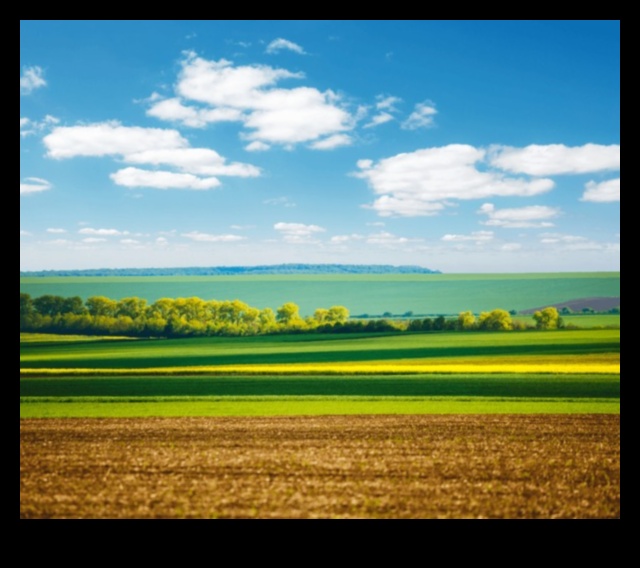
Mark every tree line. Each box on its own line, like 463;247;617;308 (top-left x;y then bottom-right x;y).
20;293;563;338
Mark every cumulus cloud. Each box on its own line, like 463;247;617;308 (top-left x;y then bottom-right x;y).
146;52;353;149
401;102;437;130
79;228;126;236
274;222;325;243
366;231;415;245
43;121;259;190
266;38;306;55
376;95;401;112
309;134;352;150
82;237;107;243
146;97;244;128
356;144;554;217
245;141;271;152
477;203;560;228
581;178;620;202
538;232;617;252
182;231;245;242
488;144;620;176
364;112;394;129
110;167;221;190
20;115;60;137
20;177;52;195
20;230;32;236
441;231;494;243
20;66;46;94
330;234;364;244
44;122;188;159
123;148;260;177
46;228;67;234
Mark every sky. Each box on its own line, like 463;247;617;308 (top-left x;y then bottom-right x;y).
20;20;620;273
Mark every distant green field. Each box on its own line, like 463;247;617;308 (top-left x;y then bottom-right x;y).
19;396;619;418
20;329;620;370
19;272;620;316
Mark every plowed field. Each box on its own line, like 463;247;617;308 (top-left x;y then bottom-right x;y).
20;415;620;519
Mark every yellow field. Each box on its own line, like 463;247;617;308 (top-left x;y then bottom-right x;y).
21;352;619;377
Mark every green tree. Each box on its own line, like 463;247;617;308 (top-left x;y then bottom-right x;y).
456;311;476;330
477;309;513;331
276;302;301;325
86;296;117;317
326;305;349;324
532;307;560;329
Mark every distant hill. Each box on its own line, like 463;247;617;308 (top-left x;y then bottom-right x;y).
519;296;620;314
20;264;442;277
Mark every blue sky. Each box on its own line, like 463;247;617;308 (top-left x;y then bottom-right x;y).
20;20;620;272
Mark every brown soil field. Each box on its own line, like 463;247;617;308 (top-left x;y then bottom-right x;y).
20;415;620;519
520;296;620;314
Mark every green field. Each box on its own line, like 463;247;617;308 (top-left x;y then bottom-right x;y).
20;329;620;369
20;328;619;417
19;272;620;316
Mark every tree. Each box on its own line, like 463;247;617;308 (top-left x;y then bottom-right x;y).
477;309;513;331
86;296;117;317
457;311;476;330
326;306;349;324
33;295;65;316
532;307;560;330
276;302;301;325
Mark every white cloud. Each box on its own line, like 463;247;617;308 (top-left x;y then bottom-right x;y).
182;231;245;242
539;233;588;245
309;134;352;150
274;222;325;243
149;53;353;148
538;232;617;252
245;141;271;152
20;230;32;236
110;167;221;190
489;144;620;175
477;202;560;228
401;102;437;130
356;144;555;217
376;95;401;111
266;38;306;55
146;97;244;128
120;239;141;245
44;121;259;189
230;224;256;230
124;148;260;177
330;234;364;244
364;112;394;129
44;121;188;159
442;231;494;243
46;228;67;234
581;178;620;202
20;177;52;195
366;231;413;245
20;66;46;94
20;114;59;137
79;228;125;236
82;237;107;243
156;237;169;245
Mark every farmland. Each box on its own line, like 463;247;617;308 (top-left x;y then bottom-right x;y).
20;309;620;517
19;272;620;316
20;415;620;518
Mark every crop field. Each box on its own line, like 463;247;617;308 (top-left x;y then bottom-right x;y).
20;415;620;518
19;272;620;316
20;326;620;517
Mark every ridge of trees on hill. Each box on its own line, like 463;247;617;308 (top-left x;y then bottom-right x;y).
20;293;568;338
19;263;441;277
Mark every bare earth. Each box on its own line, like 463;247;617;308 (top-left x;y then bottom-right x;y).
20;415;620;519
